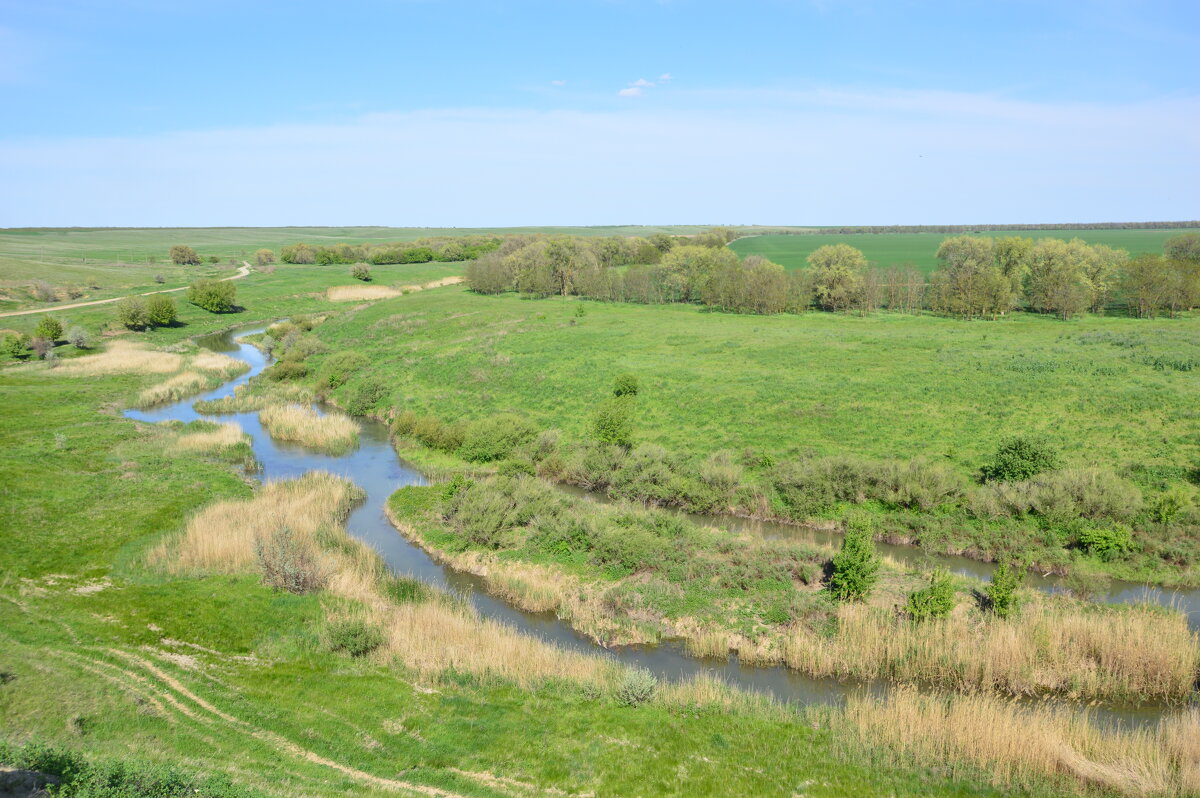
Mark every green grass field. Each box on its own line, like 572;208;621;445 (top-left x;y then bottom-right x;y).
729;229;1200;273
312;286;1199;480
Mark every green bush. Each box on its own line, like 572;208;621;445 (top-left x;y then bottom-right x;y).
591;396;633;447
986;560;1021;619
612;373;639;397
827;515;879;602
981;436;1061;482
350;264;371;281
146;294;178;327
169;244;201;265
325;618;384;657
343;378;388;416
904;569;956;621
265;360;308;381
2;333;29;359
33;315;63;341
319;351;369;389
1077;524;1135;561
115;297;150;329
66;325;91;349
187;279;237;313
614;667;658;707
458;414;539;463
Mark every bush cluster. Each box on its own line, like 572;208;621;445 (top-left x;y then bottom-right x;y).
187;279;237;313
253;526;326;594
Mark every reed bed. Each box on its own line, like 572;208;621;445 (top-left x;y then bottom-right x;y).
135;371;212;408
53;340;183;375
843;688;1200;797
175;422;248;453
152;472;364;574
327;285;402;302
783;602;1198;703
258;404;359;454
189;350;249;379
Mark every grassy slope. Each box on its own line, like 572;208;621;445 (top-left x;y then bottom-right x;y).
312;286;1200;479
729;229;1200;273
0;307;1037;796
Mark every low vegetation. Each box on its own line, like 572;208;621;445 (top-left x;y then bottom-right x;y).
258;404;359;454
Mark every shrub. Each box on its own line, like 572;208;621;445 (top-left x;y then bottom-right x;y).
827;515;879;602
981;436;1061;482
169;244;201;265
30;279;56;302
458;414;539;462
612;373;639;397
154;273;166;283
254;248;275;266
319;351;369;389
986;560;1021;619
30;336;52;359
187;279;237;313
2;333;29;359
146;294;178;327
1077;524;1135;561
591;396;633;447
116;297;150;329
325;618;384;657
253;526;326;594
350;264;371;281
344;378;388;416
614;667;658;707
66;325;91;349
265;360;308;381
904;569;956;622
33;315;63;341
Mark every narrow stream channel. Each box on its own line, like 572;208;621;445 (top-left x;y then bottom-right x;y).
125;323;1198;729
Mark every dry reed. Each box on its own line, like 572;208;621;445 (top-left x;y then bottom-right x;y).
136;371;212;408
259;404;359;454
326;285;402;302
176;422;248;453
54;340;184;375
843;688;1200;797
783;602;1197;703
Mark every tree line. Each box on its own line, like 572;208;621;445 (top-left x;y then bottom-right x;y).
743;221;1200;236
464;231;1200;320
277;235;500;266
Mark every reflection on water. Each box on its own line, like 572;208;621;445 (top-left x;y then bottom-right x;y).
123;324;1195;728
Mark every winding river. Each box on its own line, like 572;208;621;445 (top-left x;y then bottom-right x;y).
125;323;1199;728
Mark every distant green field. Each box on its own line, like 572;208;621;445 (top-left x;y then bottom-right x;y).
729;229;1200;273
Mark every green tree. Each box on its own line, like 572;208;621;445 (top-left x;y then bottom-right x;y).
168;245;201;265
591;397;633;447
33;315;63;342
904;569;956;621
2;333;29;359
929;236;1017;319
660;245;738;302
986;560;1022;619
1121;253;1175;318
1025;238;1093;319
827;515;879;602
980;436;1060;483
146;294;178;327
807;244;867;311
1164;233;1200;263
115;297;150;329
187;279;237;313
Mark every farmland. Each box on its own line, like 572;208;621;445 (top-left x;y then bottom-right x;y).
730;229;1200;273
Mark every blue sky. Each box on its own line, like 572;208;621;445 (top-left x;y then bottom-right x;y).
1;0;1197;226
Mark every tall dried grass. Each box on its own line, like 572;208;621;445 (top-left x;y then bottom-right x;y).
783;602;1198;703
190;350;249;379
327;285;401;302
54;340;184;375
136;371;212;408
259;404;359;454
175;422;248;453
843;688;1200;797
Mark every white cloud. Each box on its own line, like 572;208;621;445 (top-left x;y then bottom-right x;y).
550;79;566;86
617;87;642;97
658;73;672;82
0;92;1195;226
630;78;655;88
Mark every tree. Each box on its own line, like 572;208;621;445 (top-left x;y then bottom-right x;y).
255;248;275;267
591;396;633;447
2;333;29;359
827;515;879;602
116;297;150;329
1025;238;1093;319
169;245;201;266
980;436;1060;482
929;236;1017;319
66;325;91;349
1121;254;1175;318
187;279;237;313
280;243;315;264
986;560;1022;619
146;294;178;327
1164;233;1200;263
30;337;52;359
33;315;63;342
659;245;738;302
807;244;867;312
905;569;956;621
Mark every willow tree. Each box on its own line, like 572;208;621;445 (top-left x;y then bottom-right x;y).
807;243;867;312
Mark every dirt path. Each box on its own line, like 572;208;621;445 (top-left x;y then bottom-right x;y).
0;262;253;318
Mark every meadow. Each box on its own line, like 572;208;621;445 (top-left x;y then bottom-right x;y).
730;229;1200;273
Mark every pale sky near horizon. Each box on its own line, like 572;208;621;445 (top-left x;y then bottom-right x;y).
1;0;1197;227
